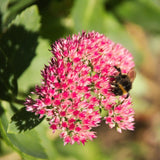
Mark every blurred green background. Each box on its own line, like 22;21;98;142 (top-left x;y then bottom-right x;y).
0;0;160;160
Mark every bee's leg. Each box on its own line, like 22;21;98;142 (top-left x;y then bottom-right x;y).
110;83;121;95
110;80;116;86
114;66;122;74
125;93;130;99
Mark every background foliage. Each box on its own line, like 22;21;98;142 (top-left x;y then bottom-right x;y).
0;0;160;159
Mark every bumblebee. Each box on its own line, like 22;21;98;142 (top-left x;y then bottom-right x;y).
110;66;136;98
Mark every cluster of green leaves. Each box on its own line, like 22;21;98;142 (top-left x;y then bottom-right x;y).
0;0;160;159
0;1;48;159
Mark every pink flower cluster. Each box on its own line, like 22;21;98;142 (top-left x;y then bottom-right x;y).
25;31;135;145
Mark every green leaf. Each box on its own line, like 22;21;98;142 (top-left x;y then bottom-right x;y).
7;130;47;159
0;102;47;159
2;5;41;78
17;37;51;93
0;0;36;30
72;0;107;32
34;121;60;160
9;5;41;32
7;107;44;134
115;0;160;32
0;5;40;101
54;138;108;160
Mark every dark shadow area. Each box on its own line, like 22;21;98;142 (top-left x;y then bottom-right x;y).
105;0;127;24
0;47;17;101
0;25;38;78
37;0;73;42
105;0;127;12
11;107;44;133
0;103;5;117
0;25;38;101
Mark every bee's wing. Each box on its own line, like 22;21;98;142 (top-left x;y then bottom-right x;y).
128;67;136;83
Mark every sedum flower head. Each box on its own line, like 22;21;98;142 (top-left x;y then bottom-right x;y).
25;31;135;145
